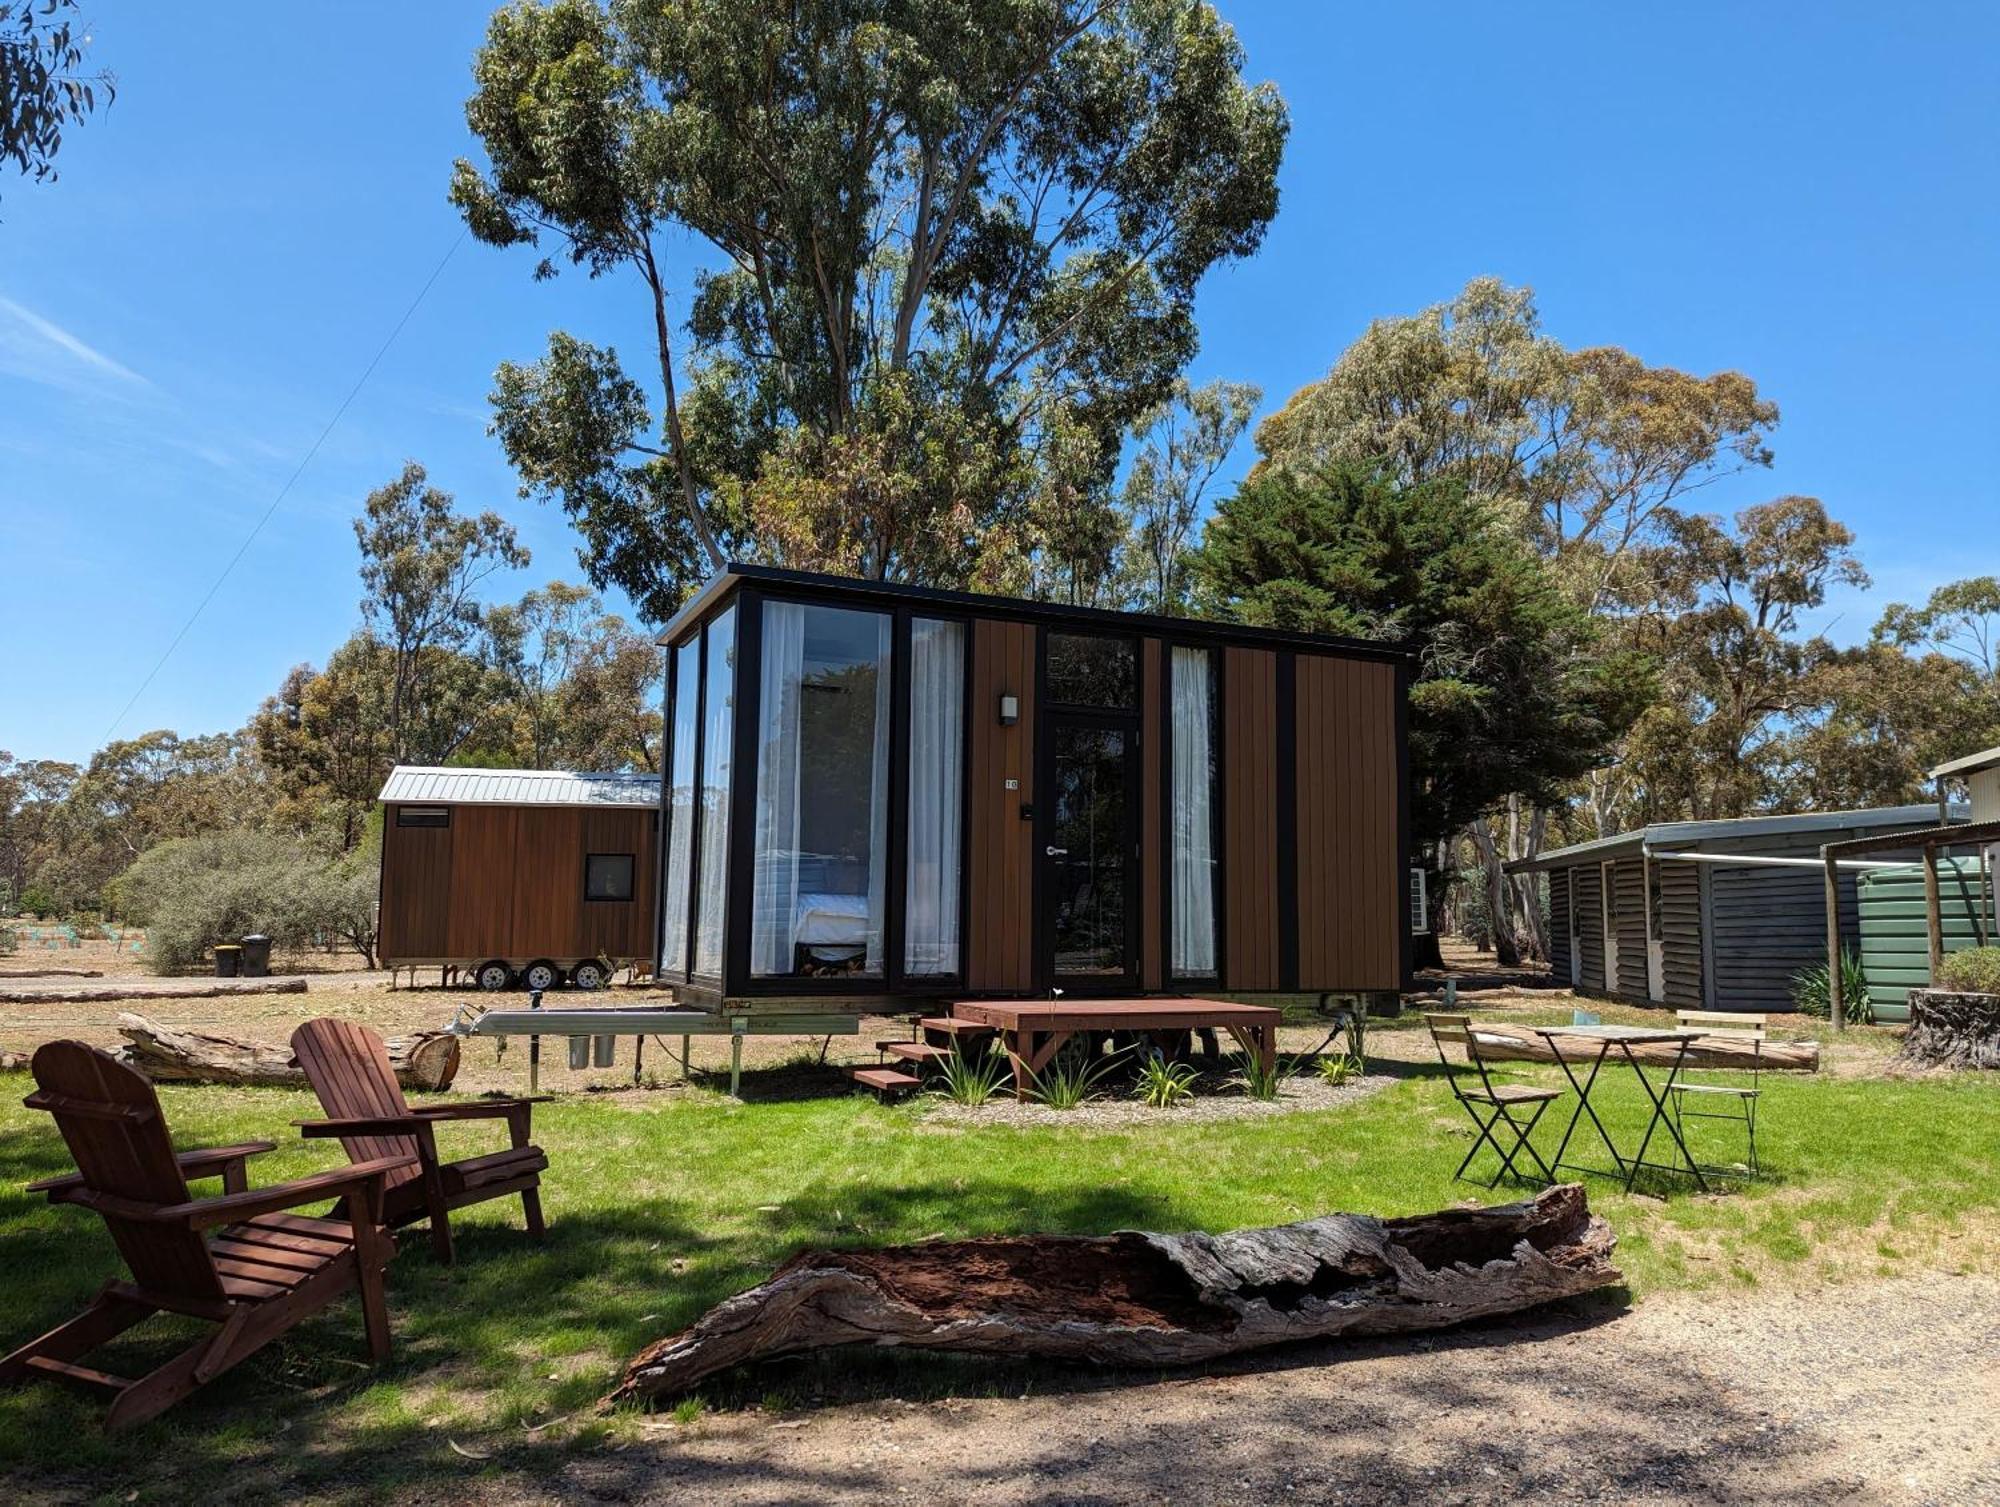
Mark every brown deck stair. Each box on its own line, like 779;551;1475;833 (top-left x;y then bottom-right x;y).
917;1015;996;1038
846;1065;922;1098
877;1040;952;1065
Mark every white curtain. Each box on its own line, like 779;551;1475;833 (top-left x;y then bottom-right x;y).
692;607;735;977
1171;646;1217;976
659;639;700;974
863;614;893;973
904;619;964;975
751;602;807;975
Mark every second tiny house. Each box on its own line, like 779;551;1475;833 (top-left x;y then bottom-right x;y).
653;565;1413;1011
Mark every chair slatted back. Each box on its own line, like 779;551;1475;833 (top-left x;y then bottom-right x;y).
1676;1010;1767;1042
25;1042;224;1301
290;1019;423;1197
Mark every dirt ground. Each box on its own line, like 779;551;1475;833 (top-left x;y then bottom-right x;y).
405;1274;1997;1507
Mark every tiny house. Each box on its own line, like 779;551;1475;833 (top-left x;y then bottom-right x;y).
653;565;1413;1010
1517;806;1962;1012
377;766;660;990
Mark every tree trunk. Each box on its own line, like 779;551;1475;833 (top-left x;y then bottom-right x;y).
113;1013;461;1091
1468;1021;1819;1072
1898;991;2000;1070
1470;819;1522;967
1509;802;1551;964
609;1184;1621;1406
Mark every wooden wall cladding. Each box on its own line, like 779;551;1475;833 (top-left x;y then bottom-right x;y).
379;812;452;958
511;808;584;951
1294;654;1401;991
1223;646;1282;991
582;808;658;959
968;618;1036;991
446;806;520;958
1141;636;1164;991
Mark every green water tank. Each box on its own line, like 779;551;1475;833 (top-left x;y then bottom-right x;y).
1856;858;1992;1021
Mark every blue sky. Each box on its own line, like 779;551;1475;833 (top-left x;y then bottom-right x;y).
2;2;1994;765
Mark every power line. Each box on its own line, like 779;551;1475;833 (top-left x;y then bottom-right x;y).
101;228;468;743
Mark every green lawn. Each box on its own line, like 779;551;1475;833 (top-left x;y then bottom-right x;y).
1;1031;1996;1502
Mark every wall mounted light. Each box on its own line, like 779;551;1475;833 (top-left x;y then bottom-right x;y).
998;694;1019;726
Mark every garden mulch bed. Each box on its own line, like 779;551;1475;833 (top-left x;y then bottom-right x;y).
921;1070;1391;1129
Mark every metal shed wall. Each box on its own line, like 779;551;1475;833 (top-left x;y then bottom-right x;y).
1611;858;1648;998
1548;870;1573;982
1574;864;1605;991
1658;858;1704;1008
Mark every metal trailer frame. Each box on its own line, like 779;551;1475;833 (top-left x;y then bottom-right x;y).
446;996;859;1098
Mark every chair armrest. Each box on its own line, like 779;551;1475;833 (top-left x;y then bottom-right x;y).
161;1155;417;1230
294;1115;426;1137
27;1140;278;1195
407;1096;553;1120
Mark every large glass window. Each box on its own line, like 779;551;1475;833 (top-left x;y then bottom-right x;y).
751;603;892;977
691;607;736;978
659;637;700;975
1047;632;1135;708
905;618;965;976
1170;646;1218;977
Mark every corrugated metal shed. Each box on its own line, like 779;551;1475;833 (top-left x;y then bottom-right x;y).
378;766;660;809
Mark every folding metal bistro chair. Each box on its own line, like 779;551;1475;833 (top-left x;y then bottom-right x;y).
1425;1014;1564;1187
1664;1011;1765;1177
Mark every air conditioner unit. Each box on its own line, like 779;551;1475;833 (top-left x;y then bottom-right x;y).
1409;868;1429;934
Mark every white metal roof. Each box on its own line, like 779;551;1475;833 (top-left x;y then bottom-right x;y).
378;766;660;809
1929;746;2000;780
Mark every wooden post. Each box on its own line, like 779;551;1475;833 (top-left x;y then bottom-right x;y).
1822;850;1845;1032
1923;842;1944;980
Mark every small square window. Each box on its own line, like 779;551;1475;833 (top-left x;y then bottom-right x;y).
396;806;450;828
1047;633;1136;708
585;853;635;902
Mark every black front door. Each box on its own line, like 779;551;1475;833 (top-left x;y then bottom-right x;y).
1040;714;1139;987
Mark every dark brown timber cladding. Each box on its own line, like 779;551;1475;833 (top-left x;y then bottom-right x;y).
1547;870;1572;982
379;807;452;958
968;618;1036;992
1574;864;1605;992
1658;858;1703;1008
1294;654;1401;990
446;806;519;959
1613;858;1648;998
511;807;584;951
1223;646;1282;990
1141;637;1165;991
582;807;658;960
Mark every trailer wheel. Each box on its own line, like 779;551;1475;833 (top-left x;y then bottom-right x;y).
522;959;563;993
475;960;513;992
570;959;609;991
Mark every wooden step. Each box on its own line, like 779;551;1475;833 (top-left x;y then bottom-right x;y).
847;1066;922;1096
878;1040;952;1064
917;1016;995;1036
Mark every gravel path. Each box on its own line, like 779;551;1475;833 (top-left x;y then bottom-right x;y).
436;1274;1998;1507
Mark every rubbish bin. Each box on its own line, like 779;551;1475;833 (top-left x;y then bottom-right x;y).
213;943;243;978
239;934;273;978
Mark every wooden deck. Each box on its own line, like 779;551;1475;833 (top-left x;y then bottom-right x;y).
946;998;1281;1099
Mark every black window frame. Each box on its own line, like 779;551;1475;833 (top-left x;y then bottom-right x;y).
395;806;450;828
1044;629;1140;712
584;852;636;903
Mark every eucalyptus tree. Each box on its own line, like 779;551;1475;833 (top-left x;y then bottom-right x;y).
451;0;1287;619
1;0;112;201
1122;377;1260;611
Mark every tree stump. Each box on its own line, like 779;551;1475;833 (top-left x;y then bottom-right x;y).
609;1183;1621;1406
113;1012;461;1090
1899;991;2000;1070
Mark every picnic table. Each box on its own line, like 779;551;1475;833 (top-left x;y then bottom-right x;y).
1531;1024;1710;1193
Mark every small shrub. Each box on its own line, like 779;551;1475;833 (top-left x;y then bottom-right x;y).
1317;1052;1363;1087
17;884;57;920
1792;948;1872;1024
1937;946;2000;995
0;921;16;956
1029;1047;1121;1110
1234;1051;1298;1101
931;1041;1009;1107
1133;1053;1199;1108
65;911;108;941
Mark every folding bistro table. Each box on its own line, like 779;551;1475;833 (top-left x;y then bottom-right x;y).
1530;1024;1710;1192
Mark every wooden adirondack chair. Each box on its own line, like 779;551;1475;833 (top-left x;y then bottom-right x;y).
0;1042;409;1432
290;1018;550;1264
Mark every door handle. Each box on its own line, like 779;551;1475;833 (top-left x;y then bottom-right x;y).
1045;845;1069;857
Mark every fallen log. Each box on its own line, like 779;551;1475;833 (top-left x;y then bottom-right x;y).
1469;1022;1818;1072
113;1012;461;1091
0;976;308;1005
1899;991;2000;1070
609;1183;1620;1406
